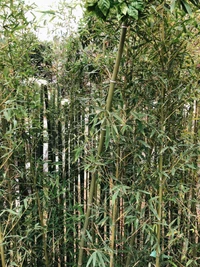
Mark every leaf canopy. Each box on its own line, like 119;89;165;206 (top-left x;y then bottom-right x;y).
85;0;145;20
85;0;200;21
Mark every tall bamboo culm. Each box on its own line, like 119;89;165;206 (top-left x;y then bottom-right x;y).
78;22;127;266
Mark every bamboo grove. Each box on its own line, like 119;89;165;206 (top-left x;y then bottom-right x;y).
0;0;200;266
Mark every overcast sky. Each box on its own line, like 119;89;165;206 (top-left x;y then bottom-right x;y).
25;0;57;9
24;0;83;40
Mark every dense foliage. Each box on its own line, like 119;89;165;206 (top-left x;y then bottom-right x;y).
0;0;199;267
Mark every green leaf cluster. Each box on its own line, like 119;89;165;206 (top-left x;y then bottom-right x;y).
85;0;145;20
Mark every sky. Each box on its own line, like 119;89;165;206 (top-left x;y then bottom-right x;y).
24;0;83;40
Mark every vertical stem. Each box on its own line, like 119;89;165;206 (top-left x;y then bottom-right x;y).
125;232;135;267
110;145;120;267
10;0;13;8
192;98;199;260
110;203;118;267
36;190;49;267
78;22;127;266
156;4;165;266
156;147;163;267
156;81;165;266
0;225;6;267
156;80;165;267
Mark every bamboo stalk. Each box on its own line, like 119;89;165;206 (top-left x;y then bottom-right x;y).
156;79;165;267
156;150;163;267
110;202;118;267
156;4;165;266
192;98;199;259
0;225;6;267
156;73;165;267
77;22;127;266
110;145;120;267
125;231;135;267
36;190;49;267
32;85;49;267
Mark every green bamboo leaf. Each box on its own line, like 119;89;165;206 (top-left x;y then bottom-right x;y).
188;0;199;7
170;0;176;13
38;10;56;15
112;124;119;136
111;187;120;205
131;111;146;119
130;0;144;11
13;119;17;128
127;6;138;20
171;168;176;176
186;259;194;266
86;251;97;267
23;198;28;209
181;0;192;15
98;252;107;267
186;163;196;169
139;140;151;148
86;0;98;6
3;110;11;121
74;146;83;162
160;146;169;154
97;217;108;226
105;125;110;150
150;250;156;258
162;254;171;259
138;190;151;195
86;253;93;267
86;230;93;243
121;124;132;134
112;112;123;124
14;25;27;31
97;0;110;17
120;3;128;15
168;261;178;267
6;209;18;216
10;262;18;266
93;252;97;266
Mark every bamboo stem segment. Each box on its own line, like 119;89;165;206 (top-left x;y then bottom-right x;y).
0;225;6;267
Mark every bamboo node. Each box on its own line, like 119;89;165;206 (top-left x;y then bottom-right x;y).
110;80;117;83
